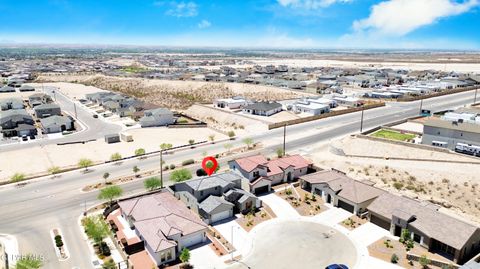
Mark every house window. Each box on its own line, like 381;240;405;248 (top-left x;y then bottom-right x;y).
200;191;204;196
160;252;166;262
253;171;259;178
166;250;172;260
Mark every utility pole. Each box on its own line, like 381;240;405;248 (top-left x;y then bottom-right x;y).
360;107;365;133
474;89;478;104
160;150;164;188
283;124;286;156
74;102;78;119
419;99;424;115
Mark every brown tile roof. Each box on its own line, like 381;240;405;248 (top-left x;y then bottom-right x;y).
118;191;207;253
301;170;386;203
233;154;312;176
368;193;479;250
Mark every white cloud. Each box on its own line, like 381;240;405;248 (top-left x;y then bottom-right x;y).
353;0;479;36
197;19;211;29
277;0;353;9
161;1;198;17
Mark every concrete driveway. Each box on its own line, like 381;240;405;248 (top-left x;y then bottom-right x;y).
229;219;357;269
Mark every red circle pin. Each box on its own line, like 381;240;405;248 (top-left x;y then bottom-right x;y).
201;156;218;176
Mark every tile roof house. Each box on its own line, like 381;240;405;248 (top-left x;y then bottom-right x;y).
169;172;261;224
300;169;386;215
229;154;313;194
368;193;480;264
116;191;207;266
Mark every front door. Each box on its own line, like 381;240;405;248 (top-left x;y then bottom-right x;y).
327;194;332;204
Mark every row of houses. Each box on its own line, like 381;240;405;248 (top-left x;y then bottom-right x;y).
0;92;74;138
300;169;480;264
85;91;176;127
105;153;313;267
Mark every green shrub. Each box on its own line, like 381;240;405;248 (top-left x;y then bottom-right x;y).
170;164;176;169
182;159;195;166
391;253;399;263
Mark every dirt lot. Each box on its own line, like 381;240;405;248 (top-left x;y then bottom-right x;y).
36;74;312;110
309;136;480;224
0;127;226;182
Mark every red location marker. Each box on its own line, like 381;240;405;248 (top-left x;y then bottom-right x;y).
202;156;218;176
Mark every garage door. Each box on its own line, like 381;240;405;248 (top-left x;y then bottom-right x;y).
370;214;391;231
211;210;232;224
337;199;354;213
254;185;270;194
182;232;204;248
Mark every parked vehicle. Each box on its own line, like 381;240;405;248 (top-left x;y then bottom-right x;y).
325;265;348;269
93;114;99;118
21;135;28;141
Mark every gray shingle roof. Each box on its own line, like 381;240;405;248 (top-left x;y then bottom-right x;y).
424;118;480;134
185;172;242;191
244;101;282;111
199;195;233;214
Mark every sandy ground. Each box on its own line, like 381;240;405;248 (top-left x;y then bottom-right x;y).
0;127;226;181
389;121;424;133
308;136;480;224
251;59;480;73
36;74;313;110
27;82;108;100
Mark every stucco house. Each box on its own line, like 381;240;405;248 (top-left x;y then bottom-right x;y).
368;193;480;264
28;93;52;107
242;101;282;116
0;98;24;111
300;169;385;215
34;103;62;118
214;97;248;109
139;108;175;127
169;172;261;224
229;154;313;194
0;109;36;137
40;115;74;134
114;191;207;267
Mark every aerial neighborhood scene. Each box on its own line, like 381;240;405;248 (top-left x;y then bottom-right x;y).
2;1;480;269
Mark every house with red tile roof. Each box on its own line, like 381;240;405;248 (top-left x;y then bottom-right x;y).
111;191;207;267
228;154;313;194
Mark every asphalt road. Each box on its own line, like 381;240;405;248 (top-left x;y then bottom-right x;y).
0;86;122;152
0;89;477;269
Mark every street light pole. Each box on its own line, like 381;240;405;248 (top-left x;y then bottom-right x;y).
360;107;365;133
283;124;286;156
74;102;78;119
419;99;424;115
231;226;234;261
474;89;478;104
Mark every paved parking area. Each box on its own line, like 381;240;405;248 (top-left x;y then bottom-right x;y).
228;220;357;269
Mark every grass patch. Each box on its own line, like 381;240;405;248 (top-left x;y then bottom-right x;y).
371;129;416;142
120;66;148;73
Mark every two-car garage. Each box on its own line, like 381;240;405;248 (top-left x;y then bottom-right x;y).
337;199;355;214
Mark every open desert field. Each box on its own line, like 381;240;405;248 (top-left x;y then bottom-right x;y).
36;74;313;110
308;136;480;224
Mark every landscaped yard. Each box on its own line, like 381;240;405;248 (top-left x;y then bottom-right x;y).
339;215;368;231
368;237;455;269
236;205;276;232
276;186;326;216
371;129;417;142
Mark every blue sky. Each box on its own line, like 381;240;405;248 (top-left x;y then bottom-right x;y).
0;0;479;49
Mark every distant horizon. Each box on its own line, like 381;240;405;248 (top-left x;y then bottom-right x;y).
1;41;480;53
